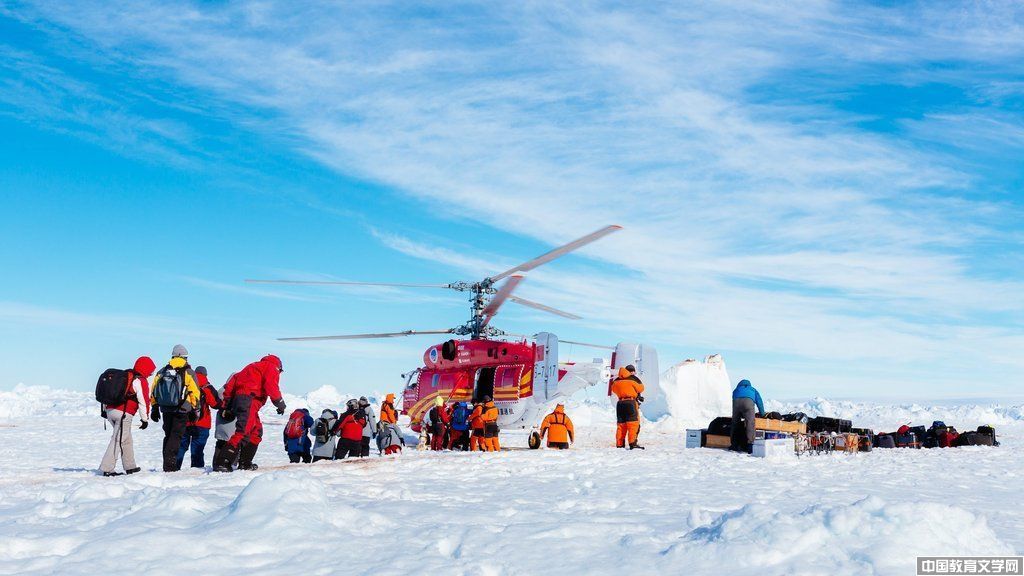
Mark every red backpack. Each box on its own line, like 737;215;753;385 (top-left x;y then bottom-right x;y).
284;410;307;439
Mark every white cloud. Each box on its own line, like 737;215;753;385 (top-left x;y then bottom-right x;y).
6;1;1024;393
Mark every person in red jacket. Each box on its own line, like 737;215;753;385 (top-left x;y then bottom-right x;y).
99;356;155;476
212;354;286;472
425;396;450;451
175;366;221;469
334;399;367;459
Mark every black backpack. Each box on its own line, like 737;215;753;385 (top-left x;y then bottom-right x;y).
95;369;132;406
315;418;332;443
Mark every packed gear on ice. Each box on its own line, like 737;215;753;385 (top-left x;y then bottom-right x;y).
359;397;378;457
481;396;500;451
212;354;286;473
610;365;644;450
377;421;406;455
98;356;155;477
448;402;471;451
539;404;574;449
151;346;202;472
312;409;339;462
425;396;450;451
469;401;486;451
176;366;221;470
334;399;367;459
283;408;314;463
729;379;763;453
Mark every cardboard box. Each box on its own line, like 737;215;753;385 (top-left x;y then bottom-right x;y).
685;429;706;449
704;434;731;449
755;417;807;435
752;437;795;458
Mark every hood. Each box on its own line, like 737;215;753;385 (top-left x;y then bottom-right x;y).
196;372;210;386
385;393;395;403
735;379;751;389
554;404;565;414
321;409;338;419
133;356;156;377
261;354;283;372
169;357;187;369
617;366;633;379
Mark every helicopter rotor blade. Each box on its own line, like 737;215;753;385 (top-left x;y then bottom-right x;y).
557;339;615;350
491;225;622;282
278;329;454;342
246;279;454;289
480;274;525;327
508;296;581;320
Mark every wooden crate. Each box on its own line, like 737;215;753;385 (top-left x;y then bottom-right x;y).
704;434;731;449
755;417;807;435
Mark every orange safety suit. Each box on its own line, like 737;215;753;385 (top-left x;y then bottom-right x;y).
609;367;644;448
469;403;486;451
539;405;574;449
482;401;500;452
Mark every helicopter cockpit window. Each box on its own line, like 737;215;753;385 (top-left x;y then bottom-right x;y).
431;374;440;388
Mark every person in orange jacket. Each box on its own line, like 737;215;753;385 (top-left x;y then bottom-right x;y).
469;401;486;451
481;396;500;451
380;393;399;425
539;404;575;449
610;365;644;450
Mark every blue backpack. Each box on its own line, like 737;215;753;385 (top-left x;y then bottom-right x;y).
451;403;470;430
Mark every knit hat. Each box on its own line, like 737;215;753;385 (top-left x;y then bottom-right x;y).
195;366;208;376
172;344;188;358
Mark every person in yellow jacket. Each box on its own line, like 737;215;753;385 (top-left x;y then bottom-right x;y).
609;365;644;450
150;344;202;472
539;404;575;449
481;396;500;452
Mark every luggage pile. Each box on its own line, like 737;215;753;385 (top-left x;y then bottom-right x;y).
690;415;1001;455
872;421;1000;449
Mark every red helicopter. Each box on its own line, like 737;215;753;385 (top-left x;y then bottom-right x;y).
247;225;659;448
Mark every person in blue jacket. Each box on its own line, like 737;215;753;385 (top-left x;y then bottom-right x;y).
448;402;471;451
730;379;764;453
283;408;315;463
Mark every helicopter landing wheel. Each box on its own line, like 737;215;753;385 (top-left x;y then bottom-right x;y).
528;431;541;450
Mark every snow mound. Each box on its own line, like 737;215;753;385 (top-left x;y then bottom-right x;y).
770;397;1024;431
0;384;96;419
647;354;732;428
664;496;1014;574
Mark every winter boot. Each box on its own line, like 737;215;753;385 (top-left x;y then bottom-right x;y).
238;442;259;471
628;442;645;450
125;467;141;475
213;443;238;473
102;471;123;477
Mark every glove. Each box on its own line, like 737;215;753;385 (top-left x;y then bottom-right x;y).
187;410;199;424
151;406;161;422
274;398;287;415
637;395;645;403
221;408;234;422
277;405;286;415
140;420;149;430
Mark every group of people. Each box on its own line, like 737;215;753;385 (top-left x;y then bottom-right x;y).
99;349;727;475
422;395;498;451
99;345;286;476
279;393;407;463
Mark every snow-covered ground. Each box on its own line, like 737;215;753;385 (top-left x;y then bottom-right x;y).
0;385;1021;575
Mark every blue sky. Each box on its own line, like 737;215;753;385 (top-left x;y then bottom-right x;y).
1;1;1022;399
